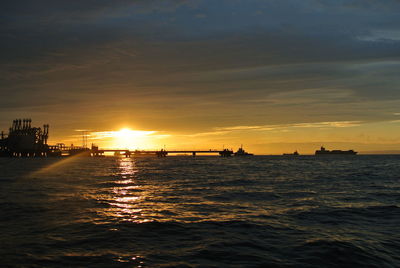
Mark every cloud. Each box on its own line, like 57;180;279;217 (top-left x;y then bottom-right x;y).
183;131;231;137
1;0;400;138
358;30;400;42
215;121;363;132
2;1;192;19
312;0;400;11
90;129;157;139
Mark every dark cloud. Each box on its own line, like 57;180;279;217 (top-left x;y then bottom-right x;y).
312;0;400;10
1;0;400;133
1;0;190;17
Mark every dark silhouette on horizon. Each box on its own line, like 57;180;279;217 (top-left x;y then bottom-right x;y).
0;119;60;157
315;146;357;155
0;119;252;158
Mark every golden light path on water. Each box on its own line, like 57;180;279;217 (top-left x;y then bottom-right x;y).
93;157;175;224
103;158;146;222
30;156;323;225
97;157;192;224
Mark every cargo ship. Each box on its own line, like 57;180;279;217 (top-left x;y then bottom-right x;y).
283;151;299;156
315;146;357;155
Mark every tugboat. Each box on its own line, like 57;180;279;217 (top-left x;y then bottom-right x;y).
234;145;253;156
315;146;357;155
283;150;299;156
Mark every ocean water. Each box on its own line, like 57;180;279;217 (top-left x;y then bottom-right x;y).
0;155;399;267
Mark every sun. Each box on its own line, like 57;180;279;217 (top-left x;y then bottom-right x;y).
115;128;135;139
112;128;156;149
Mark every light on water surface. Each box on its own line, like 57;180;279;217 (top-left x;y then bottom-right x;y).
103;158;145;222
1;156;399;267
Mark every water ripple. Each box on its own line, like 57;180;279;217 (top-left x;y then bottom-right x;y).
1;156;400;267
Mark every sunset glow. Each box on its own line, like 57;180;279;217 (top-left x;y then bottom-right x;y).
1;1;400;267
89;128;157;150
112;128;156;149
1;1;400;155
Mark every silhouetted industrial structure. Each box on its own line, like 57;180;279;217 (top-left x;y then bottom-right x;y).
0;119;61;157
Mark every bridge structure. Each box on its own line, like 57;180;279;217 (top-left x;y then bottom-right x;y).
91;147;234;157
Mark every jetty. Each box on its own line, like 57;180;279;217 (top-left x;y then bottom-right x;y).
0;119;246;157
90;147;234;157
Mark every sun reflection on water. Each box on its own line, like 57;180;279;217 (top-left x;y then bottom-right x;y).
119;158;138;177
92;158;180;224
100;158;146;222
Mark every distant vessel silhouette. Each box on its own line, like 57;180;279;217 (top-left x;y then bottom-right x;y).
283;151;299;156
234;146;253;156
315;146;357;155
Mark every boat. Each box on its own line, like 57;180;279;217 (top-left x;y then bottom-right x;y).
234;146;253;156
315;146;357;155
283;150;299;156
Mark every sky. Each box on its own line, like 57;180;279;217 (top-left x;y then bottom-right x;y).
1;0;400;154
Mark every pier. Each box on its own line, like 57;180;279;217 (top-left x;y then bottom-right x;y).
0;119;246;157
91;147;234;157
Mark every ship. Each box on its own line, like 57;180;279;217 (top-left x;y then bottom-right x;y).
315;146;357;155
234;145;253;156
283;150;299;156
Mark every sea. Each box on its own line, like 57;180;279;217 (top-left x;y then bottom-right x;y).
0;155;399;267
